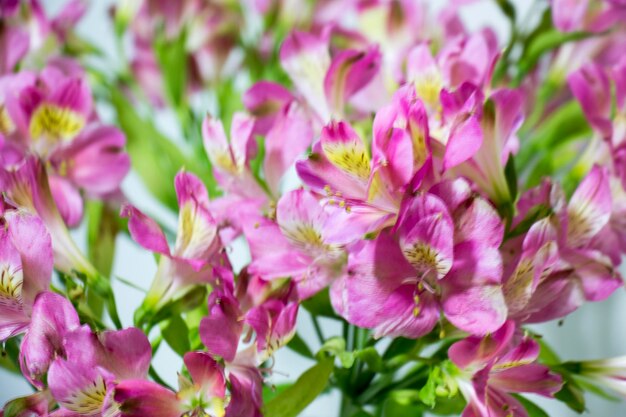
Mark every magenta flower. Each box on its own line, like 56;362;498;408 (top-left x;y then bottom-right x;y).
443;87;524;204
332;185;507;337
47;326;151;416
0;155;101;278
197;284;298;416
246;189;355;299
502;167;623;324
280;30;381;122
1;65;130;227
122;171;228;314
19;291;81;387
449;321;562;417
115;351;226;417
0;209;52;341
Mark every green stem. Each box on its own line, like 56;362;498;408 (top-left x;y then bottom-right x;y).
311;316;325;346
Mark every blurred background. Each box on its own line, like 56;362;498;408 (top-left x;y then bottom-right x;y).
1;1;625;416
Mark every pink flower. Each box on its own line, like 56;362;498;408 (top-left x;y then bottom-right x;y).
115;352;226;417
246;189;354;299
0;155;100;278
1;65;130;227
0;209;52;341
449;321;562;417
577;355;626;398
122;171;228;317
332;186;507;337
280;30;381;122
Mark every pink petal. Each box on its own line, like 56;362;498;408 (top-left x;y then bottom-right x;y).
491;364;563;397
568;63;612;137
48;175;83;228
120;204;170;255
454;197;504;248
553;0;590;32
114;380;182;417
443;114;483;170
20;292;80;388
243;81;294;135
567;165;612;248
173;171;219;265
4;210;52;306
441;283;507;335
397;194;455;279
184;351;226;398
263;103;313;194
199;291;242;362
52;125;130;195
280;31;331;122
332;234;438;339
49;76;92;119
448;321;516;369
324;46;381;115
245;218;310;280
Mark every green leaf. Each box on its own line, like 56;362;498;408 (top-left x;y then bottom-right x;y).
574;378;620;402
504;154;518;203
555;378;586;413
263;358;334;417
154;31;187;109
160;315;191;357
302;288;339;319
517;30;599;82
494;0;516;21
263;383;292;402
382;396;424;417
537;338;561;365
287;332;314;359
110;90;219;209
512;395;550;417
0;338;21;374
86;200;119;278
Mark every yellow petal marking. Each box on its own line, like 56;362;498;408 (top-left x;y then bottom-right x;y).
29;104;85;142
323;142;371;180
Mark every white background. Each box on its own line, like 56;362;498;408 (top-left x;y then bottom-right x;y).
1;1;625;416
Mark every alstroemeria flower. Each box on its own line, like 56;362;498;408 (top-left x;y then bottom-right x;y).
122;171;228;316
19;291;81;387
449;321;562;417
576;355;626;398
0;155;101;279
443;87;524;205
296;120;400;236
115;351;226;417
502;169;623;324
246;189;355;299
202;104;313;242
0;65;130;227
332;187;508;338
280;30;381;122
0;209;52;341
198;284;298;417
46;325;151;417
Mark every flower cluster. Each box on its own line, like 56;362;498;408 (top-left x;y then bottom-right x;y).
2;1;626;417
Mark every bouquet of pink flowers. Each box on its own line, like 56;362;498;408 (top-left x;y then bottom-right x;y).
1;0;626;416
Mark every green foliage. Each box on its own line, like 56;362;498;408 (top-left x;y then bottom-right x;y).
154;31;188;109
0;338;21;375
263;358;334;417
111;90;219;210
302;288;340;319
160;315;191;357
516;30;600;84
287;332;315;359
512;395;551;417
